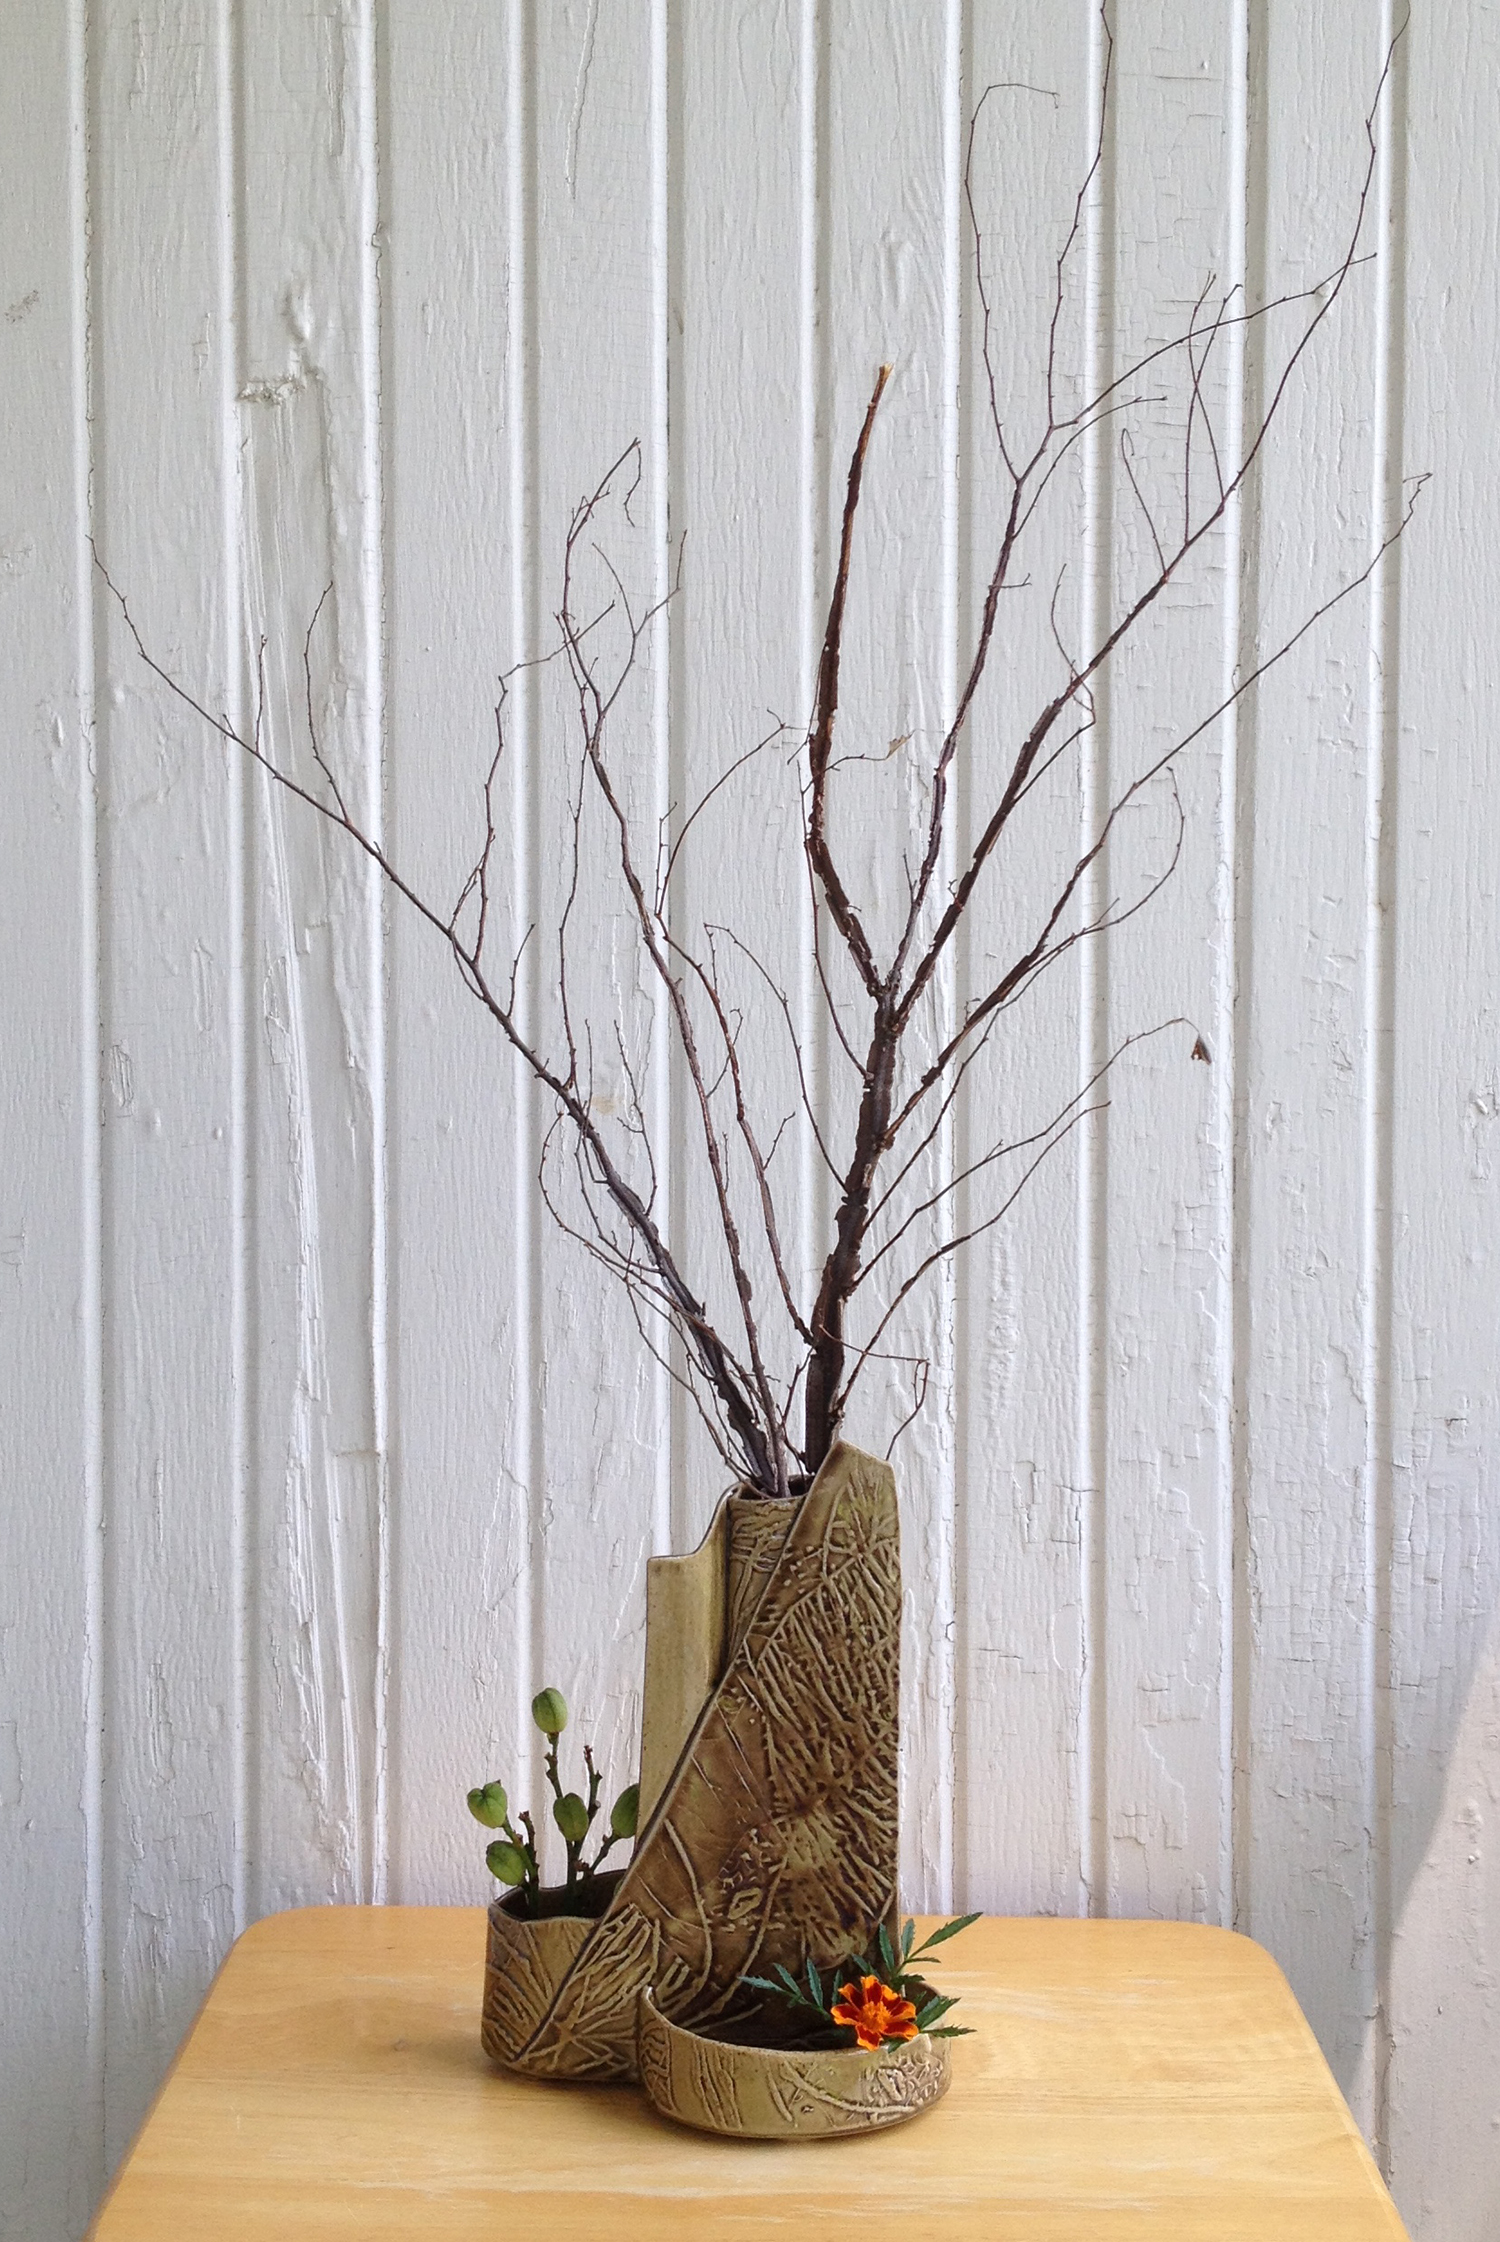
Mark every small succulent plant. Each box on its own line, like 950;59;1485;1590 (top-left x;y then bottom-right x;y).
468;1686;639;1918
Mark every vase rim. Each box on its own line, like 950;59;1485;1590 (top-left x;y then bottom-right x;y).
493;1866;625;1923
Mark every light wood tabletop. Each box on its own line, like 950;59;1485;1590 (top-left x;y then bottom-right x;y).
90;1906;1410;2240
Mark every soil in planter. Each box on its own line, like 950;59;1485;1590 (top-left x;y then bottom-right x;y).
697;1977;941;2053
498;1868;625;1922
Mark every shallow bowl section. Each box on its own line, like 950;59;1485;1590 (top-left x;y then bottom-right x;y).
635;1987;952;2140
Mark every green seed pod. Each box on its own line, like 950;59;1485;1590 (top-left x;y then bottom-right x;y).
609;1783;640;1840
485;1838;528;1886
466;1781;509;1829
531;1687;568;1736
553;1791;589;1843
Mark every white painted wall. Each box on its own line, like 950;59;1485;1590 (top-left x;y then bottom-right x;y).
2;4;1494;2236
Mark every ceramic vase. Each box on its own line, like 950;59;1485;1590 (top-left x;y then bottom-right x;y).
480;1441;901;2085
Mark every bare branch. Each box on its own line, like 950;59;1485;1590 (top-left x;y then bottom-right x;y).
657;722;787;913
94;543;779;1493
838;1104;1100;1425
1119;427;1167;577
885;1356;932;1462
688;930;815;1351
710;924;842;1184
553;463;791;1496
301;586;345;818
804;364;891;1002
861;1015;1193;1299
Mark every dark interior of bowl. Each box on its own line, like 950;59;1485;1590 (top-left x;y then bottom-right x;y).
683;1975;941;2053
498;1868;625;1922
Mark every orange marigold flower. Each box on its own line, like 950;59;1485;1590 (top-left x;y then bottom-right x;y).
830;1974;920;2051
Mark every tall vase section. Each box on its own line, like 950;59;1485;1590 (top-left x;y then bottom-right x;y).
481;1442;901;2081
635;1484;801;1826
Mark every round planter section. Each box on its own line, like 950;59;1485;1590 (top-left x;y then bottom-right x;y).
480;1871;625;2072
636;1988;952;2140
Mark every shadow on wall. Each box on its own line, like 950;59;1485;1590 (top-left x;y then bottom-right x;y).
1360;1465;1500;2240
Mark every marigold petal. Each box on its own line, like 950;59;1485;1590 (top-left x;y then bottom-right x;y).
825;1972;926;2050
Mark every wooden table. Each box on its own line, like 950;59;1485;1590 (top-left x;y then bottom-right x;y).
90;1907;1409;2240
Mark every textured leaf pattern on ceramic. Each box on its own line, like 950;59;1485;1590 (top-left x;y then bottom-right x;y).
723;1492;801;1652
479;1906;594;2068
505;1444;900;2081
635;1989;950;2139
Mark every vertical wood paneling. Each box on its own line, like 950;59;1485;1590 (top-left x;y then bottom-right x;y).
1383;5;1500;2233
237;0;388;1916
671;0;808;1529
380;0;525;1906
797;0;832;1344
955;3;1096;1920
219;0;252;1945
4;7;1497;2237
1218;0;1260;1952
815;0;959;1910
1095;0;1236;1927
508;0;542;1875
1240;0;1385;2106
90;0;243;2171
646;0;674;1565
524;0;663;1844
1121;0;1237;1928
0;4;101;2231
1360;1;1406;2165
1078;0;1116;1919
